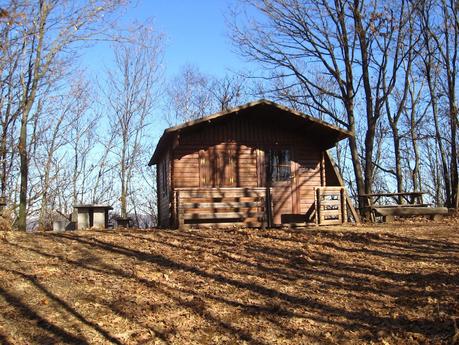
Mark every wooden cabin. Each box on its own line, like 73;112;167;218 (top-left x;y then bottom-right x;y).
149;100;357;229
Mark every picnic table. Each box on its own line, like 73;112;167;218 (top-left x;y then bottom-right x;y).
359;191;448;222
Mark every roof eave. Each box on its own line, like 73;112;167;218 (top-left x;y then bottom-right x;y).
148;130;170;166
149;99;353;165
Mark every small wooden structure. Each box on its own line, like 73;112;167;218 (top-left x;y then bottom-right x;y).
74;204;113;230
150;99;359;229
360;192;449;222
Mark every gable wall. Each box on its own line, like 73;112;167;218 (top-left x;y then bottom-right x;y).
171;115;323;215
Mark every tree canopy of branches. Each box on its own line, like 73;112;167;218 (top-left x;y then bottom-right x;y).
164;65;249;126
0;1;166;230
230;0;458;209
105;24;163;220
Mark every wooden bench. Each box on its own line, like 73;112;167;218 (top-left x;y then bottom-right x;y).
373;206;449;222
359;192;448;222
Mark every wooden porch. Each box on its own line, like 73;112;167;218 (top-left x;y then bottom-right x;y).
172;186;357;229
173;188;267;229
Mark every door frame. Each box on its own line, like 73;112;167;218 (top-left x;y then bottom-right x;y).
264;147;298;226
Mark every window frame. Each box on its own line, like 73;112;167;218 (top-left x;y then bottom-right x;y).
267;149;292;183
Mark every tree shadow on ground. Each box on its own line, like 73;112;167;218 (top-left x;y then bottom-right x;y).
0;227;457;344
0;285;89;345
54;231;457;341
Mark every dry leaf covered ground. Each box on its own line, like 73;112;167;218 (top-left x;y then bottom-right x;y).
0;222;458;345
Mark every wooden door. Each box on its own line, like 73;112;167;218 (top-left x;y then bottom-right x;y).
266;149;296;226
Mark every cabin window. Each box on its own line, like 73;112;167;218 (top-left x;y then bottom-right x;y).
267;149;291;182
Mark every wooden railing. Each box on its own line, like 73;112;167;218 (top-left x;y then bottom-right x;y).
315;187;347;225
174;187;267;229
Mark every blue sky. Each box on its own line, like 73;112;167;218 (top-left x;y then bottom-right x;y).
140;0;246;78
83;0;251;79
80;1;255;145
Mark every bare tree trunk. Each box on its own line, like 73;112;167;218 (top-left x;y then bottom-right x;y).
17;2;47;230
385;98;404;202
427;60;451;205
385;16;415;200
419;0;458;208
120;135;128;219
410;124;421;193
406;78;428;195
72;140;79;206
393;126;404;194
347;114;365;205
38;105;66;228
17;107;29;231
0;50;21;197
353;0;376;195
442;0;459;208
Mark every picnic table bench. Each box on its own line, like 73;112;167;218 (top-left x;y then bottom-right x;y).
359;191;448;222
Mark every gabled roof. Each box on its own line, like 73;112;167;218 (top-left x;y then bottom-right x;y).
149;99;351;165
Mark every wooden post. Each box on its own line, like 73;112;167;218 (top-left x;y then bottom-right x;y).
320;152;326;186
345;192;361;224
314;187;320;225
324;151;361;224
260;196;266;230
269;188;274;227
173;190;178;228
265;187;273;228
341;188;347;223
177;191;186;230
